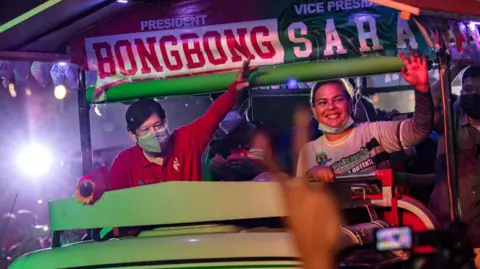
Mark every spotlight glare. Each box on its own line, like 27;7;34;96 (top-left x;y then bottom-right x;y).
54;85;67;100
16;144;54;177
117;0;129;3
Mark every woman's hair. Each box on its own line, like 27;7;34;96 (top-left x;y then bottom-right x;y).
310;79;353;106
125;99;166;133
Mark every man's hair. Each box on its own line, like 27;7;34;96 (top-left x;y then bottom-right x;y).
462;65;480;84
125;99;166;133
310;79;353;106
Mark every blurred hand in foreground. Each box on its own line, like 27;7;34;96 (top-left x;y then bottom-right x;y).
276;174;342;269
262;106;342;269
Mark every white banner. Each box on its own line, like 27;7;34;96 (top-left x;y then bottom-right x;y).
84;19;285;90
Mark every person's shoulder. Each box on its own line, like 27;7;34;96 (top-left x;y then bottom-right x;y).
354;122;372;129
113;146;139;163
173;125;192;138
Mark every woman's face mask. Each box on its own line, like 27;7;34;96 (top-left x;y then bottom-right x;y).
318;116;354;134
459;93;480;120
137;127;170;153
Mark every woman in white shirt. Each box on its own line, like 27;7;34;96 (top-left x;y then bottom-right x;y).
297;50;434;182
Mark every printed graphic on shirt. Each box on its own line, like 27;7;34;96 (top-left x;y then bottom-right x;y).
330;147;375;173
316;152;332;166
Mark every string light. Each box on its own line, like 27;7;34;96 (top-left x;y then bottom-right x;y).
54;85;67;100
8;83;16;97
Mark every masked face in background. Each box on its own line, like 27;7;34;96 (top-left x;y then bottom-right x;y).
214;100;248;139
459;75;480;120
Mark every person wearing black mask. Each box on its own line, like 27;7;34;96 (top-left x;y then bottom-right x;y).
205;90;264;181
429;65;480;255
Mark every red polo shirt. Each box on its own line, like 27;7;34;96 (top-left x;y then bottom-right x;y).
109;84;240;190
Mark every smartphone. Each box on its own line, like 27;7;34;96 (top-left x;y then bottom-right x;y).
375;227;413;251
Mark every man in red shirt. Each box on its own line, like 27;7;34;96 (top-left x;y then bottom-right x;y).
109;59;254;190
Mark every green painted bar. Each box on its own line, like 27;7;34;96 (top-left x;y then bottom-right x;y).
86;56;403;103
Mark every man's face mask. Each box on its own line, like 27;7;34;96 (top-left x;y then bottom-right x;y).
137;127;170;153
459;94;480;120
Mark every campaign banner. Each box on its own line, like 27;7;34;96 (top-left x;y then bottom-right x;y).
69;0;428;93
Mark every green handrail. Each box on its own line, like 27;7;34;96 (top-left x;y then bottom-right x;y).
87;56;403;103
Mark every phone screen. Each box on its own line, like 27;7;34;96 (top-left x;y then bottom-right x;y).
376;227;412;251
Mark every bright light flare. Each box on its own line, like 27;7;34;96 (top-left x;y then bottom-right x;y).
16;144;54;177
8;83;16;97
54;85;67;100
286;79;298;89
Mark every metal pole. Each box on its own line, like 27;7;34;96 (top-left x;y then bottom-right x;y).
78;70;93;175
437;49;462;222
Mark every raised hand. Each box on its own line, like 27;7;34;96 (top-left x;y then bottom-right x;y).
277;174;342;269
399;47;429;92
235;57;258;92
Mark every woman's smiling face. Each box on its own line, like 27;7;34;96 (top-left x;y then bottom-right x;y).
312;82;351;128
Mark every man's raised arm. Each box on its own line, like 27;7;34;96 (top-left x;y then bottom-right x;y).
189;59;257;151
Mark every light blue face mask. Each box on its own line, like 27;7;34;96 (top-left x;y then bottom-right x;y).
137;127;170;153
214;111;243;139
318;116;354;134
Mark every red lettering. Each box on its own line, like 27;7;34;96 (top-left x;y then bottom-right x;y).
180;33;206;69
203;31;228;65
93;42;116;79
159;35;183;71
135;37;163;74
114;40;138;76
251;26;276;59
224;28;254;62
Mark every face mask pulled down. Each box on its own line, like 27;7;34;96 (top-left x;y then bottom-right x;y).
459;94;480;120
137;127;170;153
318;116;354;134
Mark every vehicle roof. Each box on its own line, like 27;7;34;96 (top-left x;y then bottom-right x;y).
9;232;298;269
49;182;285;232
